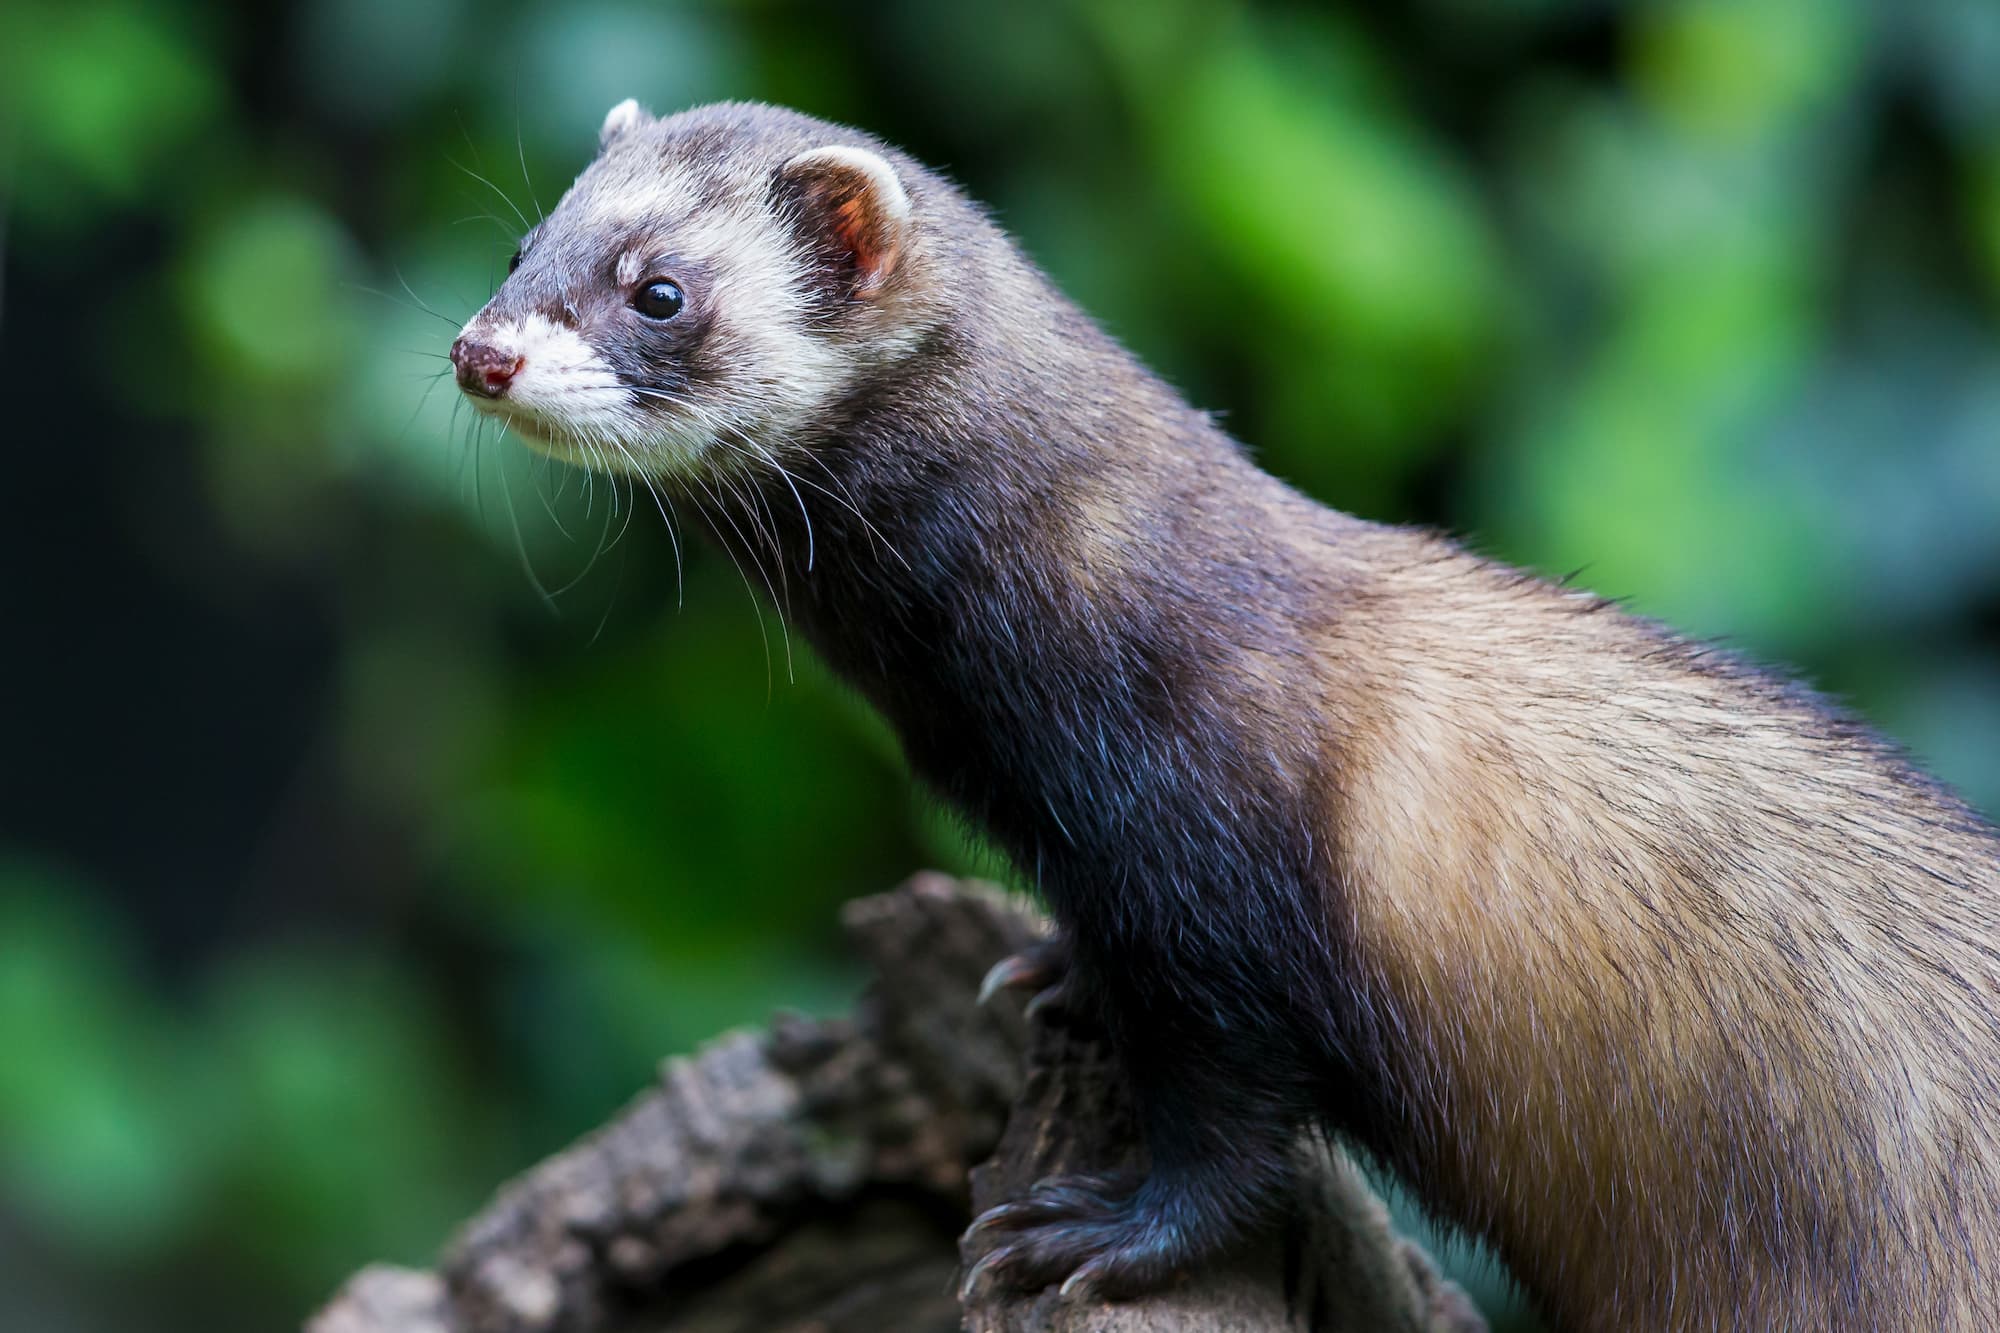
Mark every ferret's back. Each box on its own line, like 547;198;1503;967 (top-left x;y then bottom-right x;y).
1318;531;2000;1328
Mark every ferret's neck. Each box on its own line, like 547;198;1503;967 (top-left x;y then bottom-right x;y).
711;310;1346;858
767;321;1228;664
704;288;1367;1103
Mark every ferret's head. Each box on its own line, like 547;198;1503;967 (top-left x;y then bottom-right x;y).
449;101;926;477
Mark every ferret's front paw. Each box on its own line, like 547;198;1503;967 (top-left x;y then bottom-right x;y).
976;934;1073;1019
959;1173;1192;1301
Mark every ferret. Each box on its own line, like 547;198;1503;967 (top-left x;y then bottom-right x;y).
448;99;2000;1330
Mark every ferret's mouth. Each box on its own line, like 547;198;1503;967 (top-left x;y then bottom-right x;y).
473;400;656;478
471;400;578;460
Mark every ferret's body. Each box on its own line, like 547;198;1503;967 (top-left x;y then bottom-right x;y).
450;101;2000;1329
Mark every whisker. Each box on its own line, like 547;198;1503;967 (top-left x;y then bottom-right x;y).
649;468;687;608
398;365;455;442
514;65;545;226
534;465;576;541
718;430;815;574
447;391;469;489
641;467;687;608
529;449;619;600
722;457;791;610
713;464;790;620
793;440;909;570
602;470;639;562
691;473;784;693
764;449;816;574
495;425;562;616
449;212;522;237
465;406;486;524
576;380;908;570
586;529;630;648
395;266;466;327
351;282;462;328
448;145;532;236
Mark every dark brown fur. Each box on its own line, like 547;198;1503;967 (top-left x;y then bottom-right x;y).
453;102;2000;1331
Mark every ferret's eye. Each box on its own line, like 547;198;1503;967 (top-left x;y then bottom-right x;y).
508;250;524;274
633;279;685;320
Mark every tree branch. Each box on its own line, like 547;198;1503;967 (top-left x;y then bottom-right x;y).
310;875;1483;1333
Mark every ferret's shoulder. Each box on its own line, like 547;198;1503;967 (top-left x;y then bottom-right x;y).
1320;520;1676;659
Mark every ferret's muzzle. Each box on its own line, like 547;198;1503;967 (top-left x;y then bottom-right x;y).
451;337;524;399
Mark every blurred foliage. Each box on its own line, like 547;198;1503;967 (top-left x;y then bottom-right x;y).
3;1;1999;1329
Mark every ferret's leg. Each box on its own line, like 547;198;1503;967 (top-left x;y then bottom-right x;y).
961;1039;1298;1298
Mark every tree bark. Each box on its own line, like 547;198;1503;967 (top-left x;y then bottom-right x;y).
310;875;1483;1333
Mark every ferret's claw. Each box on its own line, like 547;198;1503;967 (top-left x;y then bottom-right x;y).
977;936;1069;1008
978;953;1042;1006
1024;982;1069;1019
958;1245;1009;1302
1057;1255;1111;1301
962;1197;1044;1239
959;1174;1190;1301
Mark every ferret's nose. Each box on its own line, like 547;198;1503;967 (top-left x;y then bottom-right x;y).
451;337;524;399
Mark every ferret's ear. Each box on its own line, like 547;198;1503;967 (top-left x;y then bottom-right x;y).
776;145;911;300
600;98;649;147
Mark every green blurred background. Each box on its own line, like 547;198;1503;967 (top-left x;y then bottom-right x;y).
4;0;1999;1328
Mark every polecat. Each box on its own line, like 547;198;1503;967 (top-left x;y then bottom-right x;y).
448;100;2000;1330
